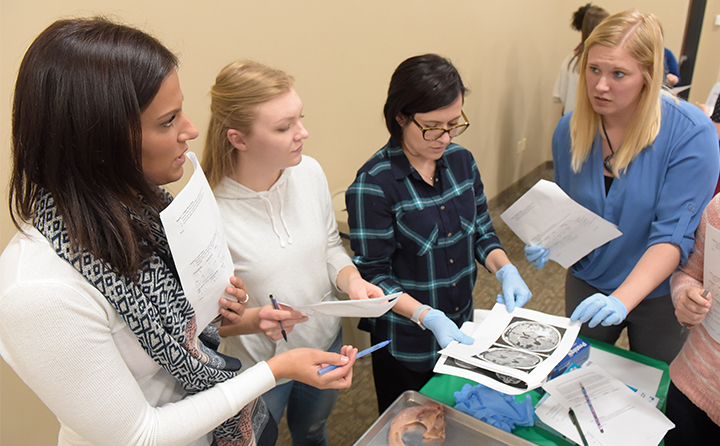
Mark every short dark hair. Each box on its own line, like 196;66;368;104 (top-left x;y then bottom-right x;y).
383;54;467;144
10;17;178;277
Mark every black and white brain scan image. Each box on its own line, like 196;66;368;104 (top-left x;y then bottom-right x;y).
502;321;561;353
478;347;542;370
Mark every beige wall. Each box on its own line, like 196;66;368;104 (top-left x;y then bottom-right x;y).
689;0;720;104
0;1;697;444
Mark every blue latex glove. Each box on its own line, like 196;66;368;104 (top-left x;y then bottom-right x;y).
495;264;532;312
571;293;628;328
422;309;474;349
524;245;549;270
454;383;534;432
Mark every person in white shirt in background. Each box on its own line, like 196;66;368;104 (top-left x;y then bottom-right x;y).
0;18;358;446
553;3;609;115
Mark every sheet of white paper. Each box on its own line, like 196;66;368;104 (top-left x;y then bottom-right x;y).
702;224;720;343
586;348;663;396
500;180;622;268
705;82;720;108
534;393;587;445
159;152;234;330
473;309;491;325
541;365;674;446
671;84;691;96
439;304;581;389
282;292;400;318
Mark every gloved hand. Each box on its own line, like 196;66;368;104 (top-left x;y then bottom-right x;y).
571;293;627;328
524;245;549;270
495;264;532;312
422;309;475;349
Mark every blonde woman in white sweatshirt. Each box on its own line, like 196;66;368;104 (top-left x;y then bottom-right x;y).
202;60;383;446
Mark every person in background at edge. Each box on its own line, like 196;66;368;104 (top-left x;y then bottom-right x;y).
0;18;357;446
201;60;383;446
525;10;720;364
664;195;720;445
664;47;681;88
553;3;609;115
346;54;532;413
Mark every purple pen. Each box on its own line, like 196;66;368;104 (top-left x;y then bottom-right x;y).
580;382;604;433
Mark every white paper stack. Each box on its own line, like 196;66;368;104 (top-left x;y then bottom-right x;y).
537;365;674;446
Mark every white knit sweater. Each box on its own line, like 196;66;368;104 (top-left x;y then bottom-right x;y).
215;156;352;384
0;227;276;446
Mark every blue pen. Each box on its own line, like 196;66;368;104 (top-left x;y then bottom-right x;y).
317;339;392;375
269;294;288;342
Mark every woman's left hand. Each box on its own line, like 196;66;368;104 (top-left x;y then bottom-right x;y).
495;264;532;312
219;276;250;326
571;293;627;327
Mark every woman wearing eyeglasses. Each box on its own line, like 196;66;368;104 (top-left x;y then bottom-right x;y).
346;54;531;412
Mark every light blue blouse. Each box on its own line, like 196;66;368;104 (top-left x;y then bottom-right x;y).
553;94;720;298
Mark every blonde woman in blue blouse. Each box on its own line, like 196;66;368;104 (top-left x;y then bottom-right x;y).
527;10;719;363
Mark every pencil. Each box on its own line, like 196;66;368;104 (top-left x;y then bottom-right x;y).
269;294;288;342
579;382;603;433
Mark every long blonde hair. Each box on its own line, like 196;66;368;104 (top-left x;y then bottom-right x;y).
202;59;294;188
570;10;666;176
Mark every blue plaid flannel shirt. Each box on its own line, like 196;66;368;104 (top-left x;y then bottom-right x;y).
346;139;503;371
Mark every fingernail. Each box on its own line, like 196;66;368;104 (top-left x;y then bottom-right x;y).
340;355;349;364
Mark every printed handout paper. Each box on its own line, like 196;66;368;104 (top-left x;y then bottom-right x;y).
702;224;720;343
500;180;622;268
283;292;401;318
539;365;674;446
160;152;234;330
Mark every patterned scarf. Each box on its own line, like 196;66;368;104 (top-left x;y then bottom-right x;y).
34;189;272;446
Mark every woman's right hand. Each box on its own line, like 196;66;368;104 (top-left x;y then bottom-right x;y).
422;309;474;348
675;287;712;328
258;304;309;341
524;245;549;270
267;345;358;389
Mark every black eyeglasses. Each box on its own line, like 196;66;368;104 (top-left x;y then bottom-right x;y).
411;110;470;141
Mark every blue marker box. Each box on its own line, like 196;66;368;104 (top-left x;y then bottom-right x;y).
547;337;590;381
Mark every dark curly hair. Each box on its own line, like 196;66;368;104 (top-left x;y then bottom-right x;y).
572;3;593;31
